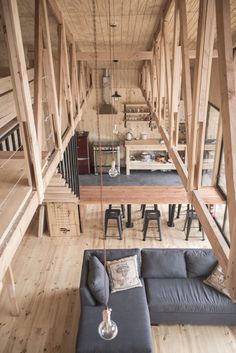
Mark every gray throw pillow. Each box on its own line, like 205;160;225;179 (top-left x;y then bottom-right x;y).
88;256;109;305
185;249;218;278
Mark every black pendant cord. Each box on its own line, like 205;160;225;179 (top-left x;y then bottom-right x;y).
92;0;107;307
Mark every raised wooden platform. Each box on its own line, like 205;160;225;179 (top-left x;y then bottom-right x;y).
80;185;225;205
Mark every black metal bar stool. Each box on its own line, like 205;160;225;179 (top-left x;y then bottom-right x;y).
176;204;182;218
141;204;158;218
183;205;205;241
105;208;123;240
109;204;125;218
143;209;162;241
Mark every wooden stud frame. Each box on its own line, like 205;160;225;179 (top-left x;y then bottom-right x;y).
215;0;236;299
0;0;92;314
1;0;44;202
145;0;236;298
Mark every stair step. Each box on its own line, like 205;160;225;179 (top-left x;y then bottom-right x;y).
44;193;78;203
46;186;72;194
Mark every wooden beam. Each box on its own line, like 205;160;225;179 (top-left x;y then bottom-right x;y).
151;51;158;110
170;1;182;146
41;0;62;154
2;0;44;202
154;43;160;106
146;62;152;102
169;146;188;188
61;19;74;129
38;204;45;238
192;190;229;273
189;48;218;59
178;0;192;174
211;115;222;186
215;0;236;300
153;0;173;42
153;109;188;188
163;21;172;118
47;0;74;44
34;0;43;159
0;192;38;281
189;0;215;190
70;42;80;116
158;23;166;122
80;185;224;205
77;50;153;61
5;265;20;316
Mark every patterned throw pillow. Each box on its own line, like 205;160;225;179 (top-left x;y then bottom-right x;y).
107;255;142;293
204;264;231;299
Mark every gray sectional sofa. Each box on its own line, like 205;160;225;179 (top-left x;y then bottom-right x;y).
76;248;236;353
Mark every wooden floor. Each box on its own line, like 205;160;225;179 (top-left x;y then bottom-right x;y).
0;204;235;353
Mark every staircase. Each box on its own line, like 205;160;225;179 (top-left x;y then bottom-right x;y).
38;133;81;237
44;172;79;203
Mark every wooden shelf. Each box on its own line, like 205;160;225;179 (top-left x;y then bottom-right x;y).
129;161;175;170
124;103;151;128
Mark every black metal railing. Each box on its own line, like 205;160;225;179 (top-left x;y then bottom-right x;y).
58;133;80;198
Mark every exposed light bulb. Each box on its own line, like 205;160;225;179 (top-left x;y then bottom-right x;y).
109;160;118;177
98;308;118;340
113;124;118;135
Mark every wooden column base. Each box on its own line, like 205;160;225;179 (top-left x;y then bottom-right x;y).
5;266;20;317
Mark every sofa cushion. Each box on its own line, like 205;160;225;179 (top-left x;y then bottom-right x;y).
145;278;236;314
204;264;231;299
88;256;109;305
83;248;142;274
107;255;142;293
185;249;217;278
76;283;152;353
141;249;187;278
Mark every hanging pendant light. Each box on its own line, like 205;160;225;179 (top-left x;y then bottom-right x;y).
109;160;118;177
112;90;121;99
98;307;118;340
92;0;118;340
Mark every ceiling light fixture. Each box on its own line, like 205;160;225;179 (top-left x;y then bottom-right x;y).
111;90;121;99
